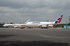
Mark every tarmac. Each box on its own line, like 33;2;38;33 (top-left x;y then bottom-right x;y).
0;28;70;46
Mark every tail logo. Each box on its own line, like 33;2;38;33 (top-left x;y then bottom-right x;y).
55;15;63;24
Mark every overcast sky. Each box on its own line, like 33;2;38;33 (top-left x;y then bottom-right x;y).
0;0;70;23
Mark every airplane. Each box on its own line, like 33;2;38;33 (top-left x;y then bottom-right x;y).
3;15;63;28
3;17;30;28
3;24;24;28
23;15;63;28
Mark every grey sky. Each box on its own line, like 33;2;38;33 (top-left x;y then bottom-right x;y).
0;0;70;23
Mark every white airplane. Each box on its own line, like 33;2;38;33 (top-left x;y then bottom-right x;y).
24;15;63;28
3;24;24;28
3;15;63;28
3;18;30;28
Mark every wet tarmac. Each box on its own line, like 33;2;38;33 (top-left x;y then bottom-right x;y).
0;28;70;46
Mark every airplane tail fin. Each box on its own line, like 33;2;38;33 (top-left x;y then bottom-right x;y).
55;15;63;24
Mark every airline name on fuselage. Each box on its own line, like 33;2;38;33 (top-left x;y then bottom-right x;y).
32;22;40;24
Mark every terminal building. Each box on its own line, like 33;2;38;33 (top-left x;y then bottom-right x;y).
64;25;70;29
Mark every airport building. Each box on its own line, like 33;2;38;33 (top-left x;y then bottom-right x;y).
64;25;70;29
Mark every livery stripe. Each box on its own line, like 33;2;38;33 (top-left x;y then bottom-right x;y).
57;18;61;20
58;17;62;23
55;15;63;24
